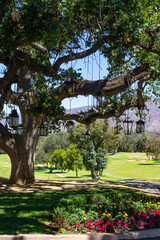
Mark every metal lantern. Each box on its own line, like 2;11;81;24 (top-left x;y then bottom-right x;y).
38;123;48;136
65;77;77;94
66;120;75;133
123;116;133;135
93;91;104;107
8;109;19;129
136;119;145;134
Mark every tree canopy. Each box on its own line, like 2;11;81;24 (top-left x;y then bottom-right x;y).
0;0;159;184
0;0;159;123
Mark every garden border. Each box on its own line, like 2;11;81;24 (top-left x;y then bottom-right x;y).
0;228;160;240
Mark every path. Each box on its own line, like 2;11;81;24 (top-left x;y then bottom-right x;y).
38;164;65;178
121;180;160;195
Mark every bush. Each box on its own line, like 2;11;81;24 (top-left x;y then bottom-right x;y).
52;207;69;229
145;135;160;159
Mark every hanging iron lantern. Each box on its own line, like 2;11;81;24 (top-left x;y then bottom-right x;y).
65;77;77;94
94;91;104;107
38;123;48;136
136;119;145;134
65;120;75;133
123;116;133;135
8;109;19;129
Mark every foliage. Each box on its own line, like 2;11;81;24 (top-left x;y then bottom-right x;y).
69;120;121;157
35;132;69;165
52;189;160;233
68;120;119;179
0;149;5;154
49;149;67;171
49;144;83;176
86;147;108;180
65;144;83;177
52;207;69;230
118;133;147;152
75;203;160;233
145;135;160;159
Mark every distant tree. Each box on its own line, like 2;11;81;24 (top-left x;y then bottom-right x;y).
35;132;69;165
118;133;147;152
86;146;108;180
145;135;160;159
35;139;49;166
68;120;115;179
69;120;120;156
65;144;83;177
108;133;122;154
49;149;67;172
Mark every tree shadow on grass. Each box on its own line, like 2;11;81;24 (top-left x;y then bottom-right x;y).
35;166;47;171
138;163;160;165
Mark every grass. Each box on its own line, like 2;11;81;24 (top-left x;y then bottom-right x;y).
0;187;159;234
0;154;11;179
35;152;160;181
1;152;160;181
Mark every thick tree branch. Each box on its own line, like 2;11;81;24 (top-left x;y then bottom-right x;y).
53;63;151;100
136;44;160;56
30;42;48;53
55;102;132;124
15;50;55;77
0;66;19;94
52;44;99;72
0;122;15;154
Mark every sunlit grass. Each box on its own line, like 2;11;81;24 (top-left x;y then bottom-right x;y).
0;152;160;181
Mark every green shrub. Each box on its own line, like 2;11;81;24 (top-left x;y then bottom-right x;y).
52;207;69;229
58;196;87;211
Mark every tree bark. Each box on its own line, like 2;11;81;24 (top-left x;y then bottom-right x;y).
76;169;78;178
9;140;35;184
91;169;97;180
0;114;39;185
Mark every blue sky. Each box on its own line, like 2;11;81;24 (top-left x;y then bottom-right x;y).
62;52;109;110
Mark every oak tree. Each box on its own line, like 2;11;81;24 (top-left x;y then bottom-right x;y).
0;0;159;184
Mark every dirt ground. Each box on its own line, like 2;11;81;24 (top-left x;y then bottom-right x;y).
0;177;159;197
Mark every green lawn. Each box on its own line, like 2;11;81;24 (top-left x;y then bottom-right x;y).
0;152;160;181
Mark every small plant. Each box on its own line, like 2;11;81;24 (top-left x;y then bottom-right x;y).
52;207;69;230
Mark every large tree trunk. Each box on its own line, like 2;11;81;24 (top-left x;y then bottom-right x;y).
9;141;35;184
9;130;38;184
9;115;39;184
0;114;39;185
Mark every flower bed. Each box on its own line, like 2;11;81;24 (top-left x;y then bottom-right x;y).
75;200;160;233
52;189;160;234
